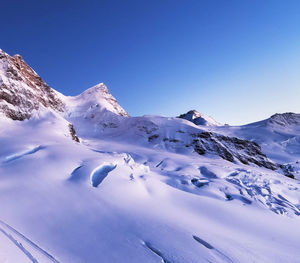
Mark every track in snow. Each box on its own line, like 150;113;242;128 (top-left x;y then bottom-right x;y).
193;235;233;263
1;145;45;164
0;220;60;263
142;241;171;263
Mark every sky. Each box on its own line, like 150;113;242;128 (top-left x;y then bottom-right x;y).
1;0;300;125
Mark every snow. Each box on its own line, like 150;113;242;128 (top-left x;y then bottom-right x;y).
90;163;117;187
1;50;300;262
0;111;300;263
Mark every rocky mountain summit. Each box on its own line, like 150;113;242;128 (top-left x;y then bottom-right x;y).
0;50;128;122
0;49;64;120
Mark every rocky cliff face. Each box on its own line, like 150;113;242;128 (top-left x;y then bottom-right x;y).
189;131;277;170
0;49;65;120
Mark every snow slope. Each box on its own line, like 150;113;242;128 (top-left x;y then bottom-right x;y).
1;49;300;263
0;115;300;263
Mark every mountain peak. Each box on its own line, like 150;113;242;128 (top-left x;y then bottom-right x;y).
0;48;130;123
178;110;221;126
78;83;114;100
68;82;129;118
0;49;65;120
268;112;300;126
13;53;23;58
84;82;107;93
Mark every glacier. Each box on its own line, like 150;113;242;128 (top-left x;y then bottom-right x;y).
0;49;300;263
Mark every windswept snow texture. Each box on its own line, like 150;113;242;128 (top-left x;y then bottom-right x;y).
1;50;300;262
1;114;300;263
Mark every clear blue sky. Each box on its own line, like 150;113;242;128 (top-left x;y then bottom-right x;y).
1;0;300;125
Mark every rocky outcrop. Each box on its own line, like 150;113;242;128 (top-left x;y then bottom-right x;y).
69;124;80;142
189;131;277;170
0;49;65;120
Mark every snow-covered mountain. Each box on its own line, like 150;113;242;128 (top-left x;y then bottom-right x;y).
211;112;300;179
1;49;300;263
0;49;129;139
269;112;300;127
0;49;128;120
62;83;129;137
64;82;129;118
178;109;222;126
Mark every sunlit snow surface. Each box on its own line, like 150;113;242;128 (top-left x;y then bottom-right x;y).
0;114;300;263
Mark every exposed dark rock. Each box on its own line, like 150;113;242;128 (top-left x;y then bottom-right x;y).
138;124;158;134
196;131;213;139
278;164;295;179
102;122;118;128
194;144;206;155
69;124;80;142
190;132;277;170
0;50;65;121
148;134;159;142
163;138;180;143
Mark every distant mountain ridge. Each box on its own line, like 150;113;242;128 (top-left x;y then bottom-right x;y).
0;48;299;177
268;112;300;127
